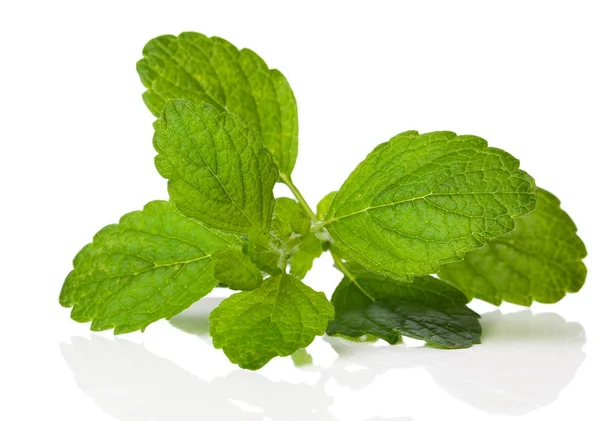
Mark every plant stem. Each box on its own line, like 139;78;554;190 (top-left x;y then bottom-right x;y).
330;250;375;301
280;172;373;300
280;173;318;222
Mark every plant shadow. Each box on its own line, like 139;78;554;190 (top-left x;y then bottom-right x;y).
61;299;584;420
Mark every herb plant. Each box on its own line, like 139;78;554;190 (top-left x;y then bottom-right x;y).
59;32;587;370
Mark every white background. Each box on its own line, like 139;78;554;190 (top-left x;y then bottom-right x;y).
1;1;598;420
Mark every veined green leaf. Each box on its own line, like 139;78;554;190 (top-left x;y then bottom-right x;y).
438;188;587;305
153;100;278;235
59;201;240;334
246;230;285;276
138;32;298;175
210;274;334;370
327;266;481;348
325;131;536;277
271;197;311;241
212;247;264;291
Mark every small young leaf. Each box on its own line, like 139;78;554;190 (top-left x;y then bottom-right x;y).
271;197;311;241
212;247;264;291
138;32;299;175
246;230;284;275
59;201;240;334
325;131;536;277
289;234;323;279
438;188;587;305
271;198;322;279
291;348;314;367
317;191;337;220
327;269;481;348
209;274;334;370
153;100;278;235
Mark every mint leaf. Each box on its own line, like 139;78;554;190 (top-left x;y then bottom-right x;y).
291;348;314;367
153;100;278;234
212;247;264;291
438;188;587;305
327;266;481;348
138;32;298;175
271;197;311;241
209;274;334;370
60;32;589;371
317;191;337;220
246;230;284;275
289;234;323;279
59;201;240;333
325;131;536;277
271;198;322;279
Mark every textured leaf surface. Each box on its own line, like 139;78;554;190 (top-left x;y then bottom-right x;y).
327;269;481;348
59;201;240;333
153;100;278;234
212;247;264;291
438;188;587;305
271;197;311;242
138;32;298;175
210;274;334;369
246;230;284;275
326;131;536;277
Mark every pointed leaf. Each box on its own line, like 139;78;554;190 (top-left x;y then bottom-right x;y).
438;188;587;305
59;201;240;333
325;131;536;277
212;247;264;291
328;272;481;348
138;32;298;175
153;100;278;235
210;274;334;369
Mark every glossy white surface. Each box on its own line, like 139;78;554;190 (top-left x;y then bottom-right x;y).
2;1;598;420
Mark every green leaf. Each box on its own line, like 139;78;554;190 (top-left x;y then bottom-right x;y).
212;247;264;291
59;201;240;334
325;131;536;277
327;268;481;348
209;274;334;369
271;197;311;241
291;348;313;367
438;188;587;305
138;32;298;175
289;234;323;279
270;198;322;279
153;100;278;235
246;230;284;276
317;191;337;220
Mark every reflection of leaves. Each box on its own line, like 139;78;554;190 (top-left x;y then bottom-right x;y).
366;418;413;421
170;303;586;415
428;311;586;415
63;303;585;420
326;310;585;415
61;336;335;421
61;336;258;421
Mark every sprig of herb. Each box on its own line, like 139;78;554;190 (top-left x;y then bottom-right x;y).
60;32;587;370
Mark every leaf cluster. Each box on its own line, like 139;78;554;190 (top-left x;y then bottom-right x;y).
60;32;587;370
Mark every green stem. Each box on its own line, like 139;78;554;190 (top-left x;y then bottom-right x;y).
330;251;375;301
280;173;318;222
279;173;371;299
